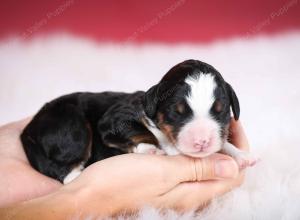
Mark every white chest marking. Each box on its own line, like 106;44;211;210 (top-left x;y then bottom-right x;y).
144;116;180;155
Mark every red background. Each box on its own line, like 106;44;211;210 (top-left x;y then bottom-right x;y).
0;0;300;43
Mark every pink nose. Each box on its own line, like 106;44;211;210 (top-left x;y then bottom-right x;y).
193;139;210;151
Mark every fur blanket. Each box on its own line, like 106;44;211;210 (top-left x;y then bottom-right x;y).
0;31;299;219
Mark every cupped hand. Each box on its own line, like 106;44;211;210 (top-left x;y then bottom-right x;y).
0;117;249;218
62;118;249;216
0;118;62;207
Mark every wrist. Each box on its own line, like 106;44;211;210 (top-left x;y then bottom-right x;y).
0;188;78;220
63;181;122;218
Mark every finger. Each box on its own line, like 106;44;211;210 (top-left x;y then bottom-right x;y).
156;172;245;212
228;118;249;151
165;153;239;184
0;117;32;133
11;117;32;131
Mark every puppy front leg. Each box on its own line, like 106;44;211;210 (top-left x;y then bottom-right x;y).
133;143;165;155
222;142;259;169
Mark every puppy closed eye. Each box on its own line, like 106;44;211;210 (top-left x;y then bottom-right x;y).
165;103;185;121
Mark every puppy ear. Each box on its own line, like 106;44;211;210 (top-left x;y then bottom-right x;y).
143;84;160;119
225;82;240;120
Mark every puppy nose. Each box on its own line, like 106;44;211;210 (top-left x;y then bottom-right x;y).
193;139;210;151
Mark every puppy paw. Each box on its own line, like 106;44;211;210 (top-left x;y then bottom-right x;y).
234;152;260;169
63;164;84;184
134;143;165;155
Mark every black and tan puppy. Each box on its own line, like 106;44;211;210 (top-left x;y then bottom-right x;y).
21;60;257;184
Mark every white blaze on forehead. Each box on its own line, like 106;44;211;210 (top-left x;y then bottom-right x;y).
185;73;217;117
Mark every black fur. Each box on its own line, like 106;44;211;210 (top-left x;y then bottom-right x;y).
21;92;134;181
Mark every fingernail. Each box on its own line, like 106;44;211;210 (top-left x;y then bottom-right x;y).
215;159;238;178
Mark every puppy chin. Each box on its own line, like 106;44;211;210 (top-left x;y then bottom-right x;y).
177;147;221;158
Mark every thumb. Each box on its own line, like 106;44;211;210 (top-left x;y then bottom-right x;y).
229;119;250;151
167;153;239;183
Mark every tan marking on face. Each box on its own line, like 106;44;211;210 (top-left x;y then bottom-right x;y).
157;112;177;145
213;100;223;113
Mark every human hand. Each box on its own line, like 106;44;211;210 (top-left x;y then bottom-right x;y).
0;118;62;207
59;119;249;217
0;118;249;219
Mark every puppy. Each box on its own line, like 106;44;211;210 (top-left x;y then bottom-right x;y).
21;59;257;184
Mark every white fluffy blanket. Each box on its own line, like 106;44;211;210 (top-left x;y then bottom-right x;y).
0;32;300;219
